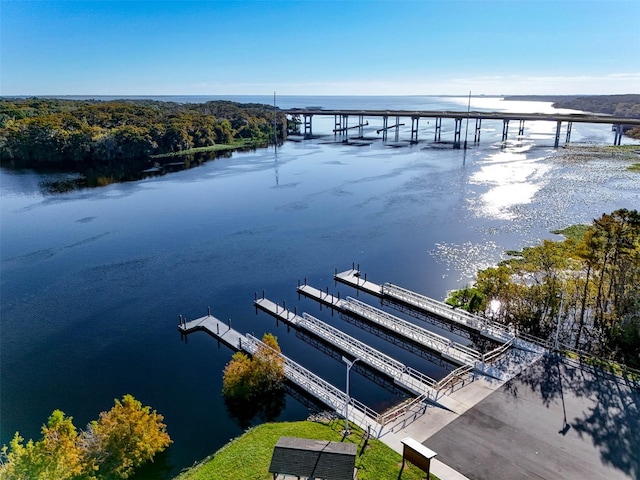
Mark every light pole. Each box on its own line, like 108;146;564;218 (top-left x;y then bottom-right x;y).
554;291;564;351
342;356;359;435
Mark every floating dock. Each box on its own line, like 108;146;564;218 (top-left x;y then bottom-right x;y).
255;296;438;399
295;284;481;366
178;310;383;435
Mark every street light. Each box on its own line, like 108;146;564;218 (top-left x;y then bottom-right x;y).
342;356;359;435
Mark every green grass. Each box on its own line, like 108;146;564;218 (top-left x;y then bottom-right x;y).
173;420;438;480
151;138;268;159
551;224;590;241
628;163;640;172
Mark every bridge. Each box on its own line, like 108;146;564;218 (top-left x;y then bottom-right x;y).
283;108;640;147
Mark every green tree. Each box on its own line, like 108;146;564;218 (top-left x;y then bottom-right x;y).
221;333;285;401
0;411;88;480
84;394;171;480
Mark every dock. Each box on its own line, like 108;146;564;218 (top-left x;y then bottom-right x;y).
334;269;546;354
335;269;515;343
255;296;439;399
295;284;481;366
178;311;383;435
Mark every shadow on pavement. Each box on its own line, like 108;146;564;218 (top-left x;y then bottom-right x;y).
505;354;639;479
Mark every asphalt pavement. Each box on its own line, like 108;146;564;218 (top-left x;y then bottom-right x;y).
423;355;639;480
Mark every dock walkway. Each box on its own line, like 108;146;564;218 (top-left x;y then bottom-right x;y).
296;284;481;366
255;296;438;398
334;269;537;349
178;313;383;434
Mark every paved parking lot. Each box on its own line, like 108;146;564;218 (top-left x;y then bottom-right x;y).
424;355;639;480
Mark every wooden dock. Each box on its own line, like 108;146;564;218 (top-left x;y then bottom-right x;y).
295;284;481;366
255;296;439;398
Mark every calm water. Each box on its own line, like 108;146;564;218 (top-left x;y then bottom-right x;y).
1;96;638;478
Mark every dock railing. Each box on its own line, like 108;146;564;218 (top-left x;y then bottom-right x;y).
244;333;382;432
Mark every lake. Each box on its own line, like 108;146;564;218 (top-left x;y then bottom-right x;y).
1;95;638;478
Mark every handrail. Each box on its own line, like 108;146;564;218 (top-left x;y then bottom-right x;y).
300;313;405;377
435;364;475;391
378;393;429;426
244;334;382;424
482;338;515;364
343;297;481;363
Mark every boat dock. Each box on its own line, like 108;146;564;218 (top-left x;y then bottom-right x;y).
178;311;383;435
295;284;481;366
254;296;439;399
335;269;516;344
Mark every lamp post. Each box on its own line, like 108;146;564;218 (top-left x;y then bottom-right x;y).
342;356;359;435
554;291;564;351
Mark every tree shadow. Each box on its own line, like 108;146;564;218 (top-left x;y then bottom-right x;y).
509;353;639;478
224;388;287;430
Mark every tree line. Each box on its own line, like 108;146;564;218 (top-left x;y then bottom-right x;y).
0;98;288;170
0;394;171;479
447;209;640;368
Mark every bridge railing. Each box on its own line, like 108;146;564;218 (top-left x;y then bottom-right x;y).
435;364;476;392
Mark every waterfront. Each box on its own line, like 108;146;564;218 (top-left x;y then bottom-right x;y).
1;96;638;478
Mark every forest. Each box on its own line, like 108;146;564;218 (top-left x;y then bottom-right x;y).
0;98;288;173
447;209;640;369
506;94;640;138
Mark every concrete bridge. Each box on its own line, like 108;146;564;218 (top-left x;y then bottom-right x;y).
283;108;640;148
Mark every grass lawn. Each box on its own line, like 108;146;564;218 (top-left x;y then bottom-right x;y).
173;419;438;480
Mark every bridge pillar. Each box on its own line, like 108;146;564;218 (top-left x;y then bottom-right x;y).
382;116;388;142
474;118;482;143
334;115;341;137
434;117;442;142
453;118;462;149
565;121;572;144
614;124;623;145
304;114;313;139
411;117;419;144
554;121;562;148
359;115;364;138
518;119;525;137
343;115;349;142
395;115;400;142
501;119;510;142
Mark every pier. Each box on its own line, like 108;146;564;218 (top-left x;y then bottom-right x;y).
294;283;482;366
284;108;640;147
178;310;383;434
334;268;544;353
254;296;439;399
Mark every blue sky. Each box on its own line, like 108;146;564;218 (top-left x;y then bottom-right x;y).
1;0;639;96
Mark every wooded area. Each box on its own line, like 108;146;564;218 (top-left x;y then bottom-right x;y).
0;98;287;171
447;209;640;368
506;94;640;138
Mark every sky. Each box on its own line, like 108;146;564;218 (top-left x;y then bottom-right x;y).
1;0;639;96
